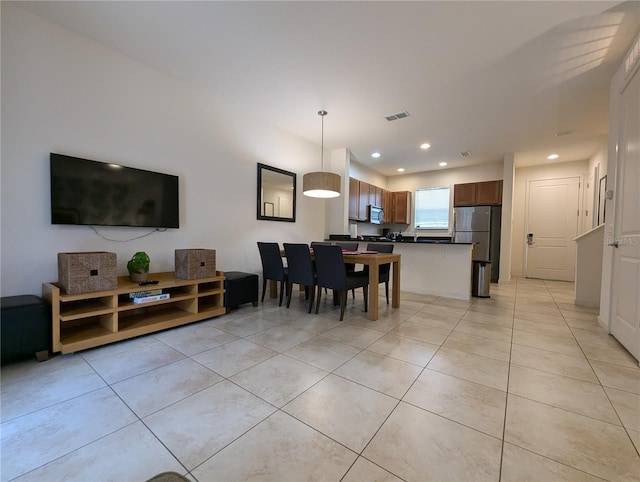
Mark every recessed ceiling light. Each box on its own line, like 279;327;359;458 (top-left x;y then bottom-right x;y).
371;152;381;158
420;143;431;150
439;162;447;167
547;154;559;160
397;168;405;172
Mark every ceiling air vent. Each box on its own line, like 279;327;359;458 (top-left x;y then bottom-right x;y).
459;151;471;157
385;111;411;121
555;130;574;137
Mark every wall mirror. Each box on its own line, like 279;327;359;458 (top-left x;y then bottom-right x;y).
257;163;296;222
597;175;607;225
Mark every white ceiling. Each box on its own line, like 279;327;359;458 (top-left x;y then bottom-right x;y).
15;1;640;176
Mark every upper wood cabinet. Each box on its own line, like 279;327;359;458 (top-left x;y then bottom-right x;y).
369;185;382;208
381;189;390;216
454;180;503;206
348;177;410;224
476;180;503;205
389;191;411;224
357;181;370;221
453;183;476;206
348;177;359;220
348;178;371;221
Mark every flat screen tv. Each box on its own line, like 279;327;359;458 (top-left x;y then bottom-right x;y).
50;153;179;228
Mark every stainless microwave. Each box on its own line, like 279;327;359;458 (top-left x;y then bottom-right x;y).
369;205;384;224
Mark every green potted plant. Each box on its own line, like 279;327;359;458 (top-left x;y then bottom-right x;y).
127;251;150;282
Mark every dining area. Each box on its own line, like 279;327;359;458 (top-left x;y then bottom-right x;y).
257;242;401;322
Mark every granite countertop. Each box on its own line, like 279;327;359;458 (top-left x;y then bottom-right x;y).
336;236;473;245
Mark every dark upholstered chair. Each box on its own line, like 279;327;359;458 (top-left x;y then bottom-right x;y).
310;241;331;247
365;243;394;304
313;244;369;321
257;242;288;306
283;243;317;313
335;242;359;298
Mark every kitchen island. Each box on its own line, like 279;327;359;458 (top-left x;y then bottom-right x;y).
354;240;474;300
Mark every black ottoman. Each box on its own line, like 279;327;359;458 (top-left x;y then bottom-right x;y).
224;271;259;311
1;295;51;364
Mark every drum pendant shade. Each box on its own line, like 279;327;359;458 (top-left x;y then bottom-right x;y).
303;110;341;198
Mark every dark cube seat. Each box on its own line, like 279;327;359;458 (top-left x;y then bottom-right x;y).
1;295;51;364
224;271;259;311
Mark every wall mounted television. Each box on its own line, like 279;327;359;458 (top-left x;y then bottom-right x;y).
50;153;179;228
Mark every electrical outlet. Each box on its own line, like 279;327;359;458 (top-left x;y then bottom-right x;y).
442;251;447;258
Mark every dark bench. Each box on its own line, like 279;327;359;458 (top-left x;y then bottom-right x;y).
1;295;51;364
224;271;259;312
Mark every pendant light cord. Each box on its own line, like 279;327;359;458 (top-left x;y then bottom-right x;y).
318;110;327;172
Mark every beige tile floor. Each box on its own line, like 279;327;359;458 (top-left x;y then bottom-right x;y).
2;278;639;481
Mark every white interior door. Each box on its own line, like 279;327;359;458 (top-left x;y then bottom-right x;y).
525;177;580;281
610;66;640;361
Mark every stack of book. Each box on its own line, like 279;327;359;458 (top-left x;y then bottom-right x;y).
129;289;170;304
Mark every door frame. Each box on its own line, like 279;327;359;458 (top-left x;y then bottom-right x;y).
523;175;583;280
601;45;640;362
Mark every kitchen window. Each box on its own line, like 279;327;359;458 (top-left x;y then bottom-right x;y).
414;186;450;229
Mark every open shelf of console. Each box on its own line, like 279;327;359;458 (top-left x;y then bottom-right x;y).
43;271;226;354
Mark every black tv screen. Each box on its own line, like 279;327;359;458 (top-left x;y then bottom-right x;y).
50;153;179;228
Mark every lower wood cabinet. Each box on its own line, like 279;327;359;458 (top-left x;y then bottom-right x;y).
42;271;226;354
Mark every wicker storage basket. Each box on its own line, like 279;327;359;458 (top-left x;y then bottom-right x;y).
58;252;117;294
175;249;216;279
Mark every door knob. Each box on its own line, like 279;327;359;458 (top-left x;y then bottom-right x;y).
608;241;619;248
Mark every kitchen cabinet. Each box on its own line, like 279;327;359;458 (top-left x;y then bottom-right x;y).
476;180;503;205
349;177;359;220
349;177;397;223
454;180;502;206
348;178;371;221
381;189;390;221
389;191;411;224
369;185;382;208
358;181;370;221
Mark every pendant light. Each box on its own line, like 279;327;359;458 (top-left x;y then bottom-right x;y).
303;110;341;198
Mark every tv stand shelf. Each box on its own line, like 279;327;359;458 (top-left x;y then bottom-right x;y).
42;271;226;354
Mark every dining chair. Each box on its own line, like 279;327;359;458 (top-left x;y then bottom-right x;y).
256;242;288;306
283;243;316;313
313;244;369;321
365;243;394;304
335;242;359;298
310;241;331;248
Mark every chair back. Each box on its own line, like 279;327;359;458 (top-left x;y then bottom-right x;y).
310;241;331;248
313;244;348;291
335;242;358;273
283;243;315;286
365;243;394;278
367;243;394;254
335;242;358;251
257;242;286;281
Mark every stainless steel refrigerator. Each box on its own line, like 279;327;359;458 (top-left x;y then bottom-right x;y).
453;206;501;282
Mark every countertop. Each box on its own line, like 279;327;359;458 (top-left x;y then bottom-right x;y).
330;237;473;245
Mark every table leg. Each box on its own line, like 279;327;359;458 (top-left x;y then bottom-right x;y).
392;260;400;308
367;260;380;321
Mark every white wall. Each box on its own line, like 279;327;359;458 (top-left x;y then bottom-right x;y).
1;5;325;296
511;160;589;277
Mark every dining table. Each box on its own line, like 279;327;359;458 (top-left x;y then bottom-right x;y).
275;249;401;321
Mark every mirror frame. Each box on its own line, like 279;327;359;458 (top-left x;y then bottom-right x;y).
257;163;297;222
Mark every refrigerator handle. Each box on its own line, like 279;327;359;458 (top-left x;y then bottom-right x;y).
452;212;457;238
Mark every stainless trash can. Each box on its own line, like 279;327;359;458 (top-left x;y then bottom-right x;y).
472;260;491;298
